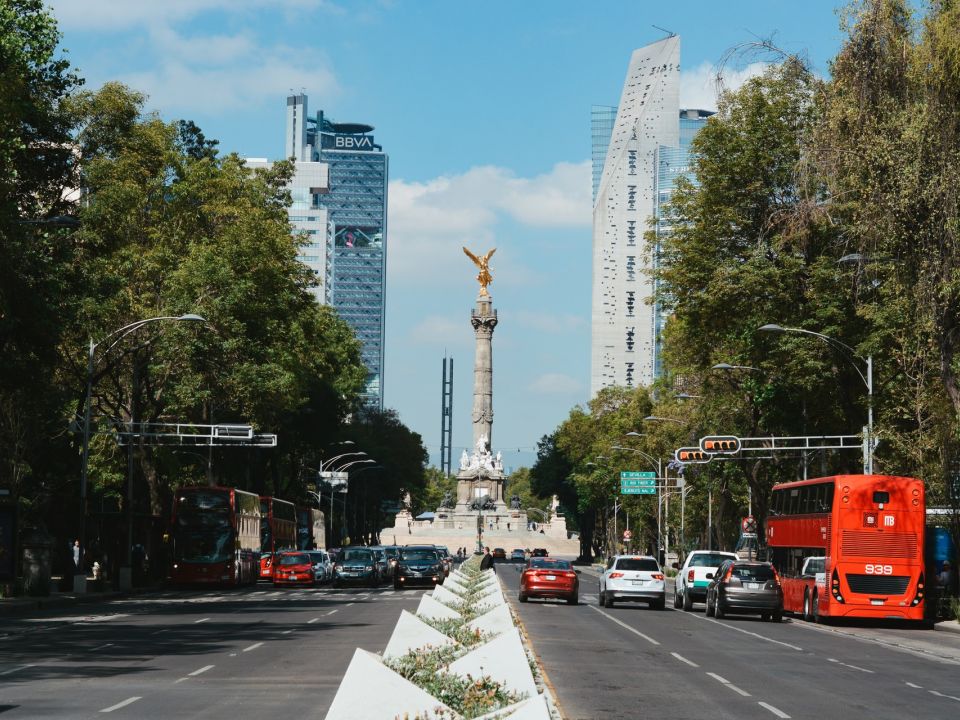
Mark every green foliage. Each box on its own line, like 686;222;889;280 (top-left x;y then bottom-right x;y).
411;466;457;516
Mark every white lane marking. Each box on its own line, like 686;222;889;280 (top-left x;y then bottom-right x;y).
906;682;923;688
151;629;169;635
189;665;214;677
706;672;751;697
789;617;960;666
281;629;293;635
345;602;355;607
242;642;263;653
90;643;113;652
827;657;874;674
194;617;210;624
758;701;791;718
0;664;34;676
384;590;395;595
308;618;320;624
929;690;960;702
671;652;699;667
691;613;802;651
100;697;142;713
326;609;338;616
587;605;660;645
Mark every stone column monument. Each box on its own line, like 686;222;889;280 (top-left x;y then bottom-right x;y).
449;247;508;516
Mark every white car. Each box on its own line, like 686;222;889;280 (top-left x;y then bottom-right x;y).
673;550;737;611
598;555;665;609
307;549;333;583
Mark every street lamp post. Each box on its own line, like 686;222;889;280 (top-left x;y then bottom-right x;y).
79;314;205;585
758;324;874;474
318;452;370;545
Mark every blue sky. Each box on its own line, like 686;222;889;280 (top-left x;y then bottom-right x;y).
49;0;849;471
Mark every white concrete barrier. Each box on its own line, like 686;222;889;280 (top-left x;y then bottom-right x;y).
383;610;457;661
449;628;538;700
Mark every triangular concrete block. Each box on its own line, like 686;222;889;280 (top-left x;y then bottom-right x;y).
383;610;457;660
417;593;462;621
324;648;457;720
432;583;464;607
467;603;515;637
449;628;538;700
444;576;468;593
474;695;551;720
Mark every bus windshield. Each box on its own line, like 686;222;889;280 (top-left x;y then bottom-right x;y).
174;528;232;563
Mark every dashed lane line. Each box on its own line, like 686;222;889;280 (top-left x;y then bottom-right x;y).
906;682;923;689
100;697;142;713
189;665;214;676
308;618;320;623
706;672;751;697
670;652;699;667
588;605;660;645
281;629;293;634
89;643;113;652
194;617;210;624
758;701;791;718
690;613;803;651
345;603;355;608
929;690;960;702
827;657;874;674
326;609;338;616
242;642;263;653
0;664;34;676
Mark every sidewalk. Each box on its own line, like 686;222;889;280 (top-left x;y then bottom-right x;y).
0;579;159;616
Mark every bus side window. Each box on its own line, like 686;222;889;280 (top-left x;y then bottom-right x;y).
824;484;834;510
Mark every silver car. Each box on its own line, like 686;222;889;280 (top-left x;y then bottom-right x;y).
306;550;333;582
599;555;665;609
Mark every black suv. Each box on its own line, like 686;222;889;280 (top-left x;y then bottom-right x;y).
395;546;444;589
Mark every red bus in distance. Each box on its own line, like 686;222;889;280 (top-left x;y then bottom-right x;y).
170;486;261;586
297;506;326;551
766;474;925;621
259;496;297;580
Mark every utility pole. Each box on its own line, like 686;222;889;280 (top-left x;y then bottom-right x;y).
440;355;453;476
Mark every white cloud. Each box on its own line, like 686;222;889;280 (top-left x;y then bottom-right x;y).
529;373;583;395
680;61;769;112
387;161;590;286
409;316;466;345
514;311;586;334
48;0;338;31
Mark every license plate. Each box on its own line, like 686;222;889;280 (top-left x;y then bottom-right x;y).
289;574;296;580
746;583;759;590
545;574;556;580
632;580;646;585
871;599;884;605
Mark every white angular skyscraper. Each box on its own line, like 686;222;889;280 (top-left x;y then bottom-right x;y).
591;36;681;396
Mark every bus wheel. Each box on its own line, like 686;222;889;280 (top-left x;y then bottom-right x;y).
803;590;811;622
812;591;823;624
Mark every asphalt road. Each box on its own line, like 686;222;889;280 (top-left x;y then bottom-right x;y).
0;582;425;719
497;561;960;720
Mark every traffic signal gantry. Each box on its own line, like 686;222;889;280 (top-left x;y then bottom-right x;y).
673;434;864;467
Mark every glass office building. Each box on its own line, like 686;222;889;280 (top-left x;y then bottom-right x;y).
591;105;618;205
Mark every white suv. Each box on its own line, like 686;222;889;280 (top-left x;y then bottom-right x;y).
673;550;737;610
599;555;665;609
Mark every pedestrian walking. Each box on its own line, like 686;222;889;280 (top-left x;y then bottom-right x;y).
479;546;494;572
72;539;81;572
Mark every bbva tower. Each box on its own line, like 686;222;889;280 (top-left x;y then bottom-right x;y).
590;35;711;396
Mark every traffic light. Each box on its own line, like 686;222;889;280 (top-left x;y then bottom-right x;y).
675;447;711;464
700;436;741;454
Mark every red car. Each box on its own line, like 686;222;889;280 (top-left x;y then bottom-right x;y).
272;551;316;587
519;557;579;605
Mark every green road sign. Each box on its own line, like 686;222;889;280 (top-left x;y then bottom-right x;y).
621;487;656;495
620;479;656;487
620;471;657;480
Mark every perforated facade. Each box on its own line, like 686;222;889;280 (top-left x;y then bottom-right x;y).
591;36;681;396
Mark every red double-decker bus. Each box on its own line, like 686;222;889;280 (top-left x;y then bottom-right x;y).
296;506;326;551
170;486;261;586
766;474;926;621
259;496;297;579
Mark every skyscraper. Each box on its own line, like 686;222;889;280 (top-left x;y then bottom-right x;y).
252;94;388;410
591;36;711;395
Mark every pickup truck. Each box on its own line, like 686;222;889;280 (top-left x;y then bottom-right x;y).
673;550;738;611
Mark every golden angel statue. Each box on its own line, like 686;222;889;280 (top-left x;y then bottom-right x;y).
462;246;496;297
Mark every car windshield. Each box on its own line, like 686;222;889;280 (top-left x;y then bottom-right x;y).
530;559;571;570
402;550;438;563
732;564;775;581
803;558;825;574
614;558;659;571
341;549;372;562
307;552;326;563
689;553;735;568
383;547;399;558
279;554;310;565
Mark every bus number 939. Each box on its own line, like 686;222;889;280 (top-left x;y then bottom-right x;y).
865;564;893;575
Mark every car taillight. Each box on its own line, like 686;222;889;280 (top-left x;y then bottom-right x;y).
911;572;925;607
831;568;843;603
723;565;734;582
688;569;695;583
772;567;782;586
562;571;577;578
609;572;624;579
652;573;664;581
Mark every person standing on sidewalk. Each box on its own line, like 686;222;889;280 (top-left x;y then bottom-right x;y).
72;540;81;572
480;546;494;572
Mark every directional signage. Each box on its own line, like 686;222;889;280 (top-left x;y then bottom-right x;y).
620;479;656;487
621;487;656;495
621;471;657;480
